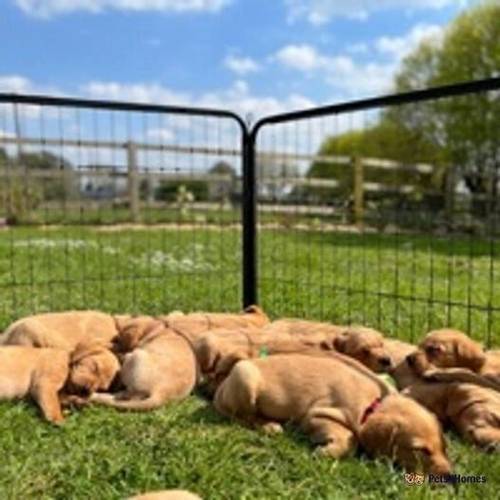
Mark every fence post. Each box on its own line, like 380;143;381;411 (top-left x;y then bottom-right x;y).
353;155;364;227
127;141;140;222
242;128;258;308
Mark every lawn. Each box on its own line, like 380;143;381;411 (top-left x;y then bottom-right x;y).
0;225;499;499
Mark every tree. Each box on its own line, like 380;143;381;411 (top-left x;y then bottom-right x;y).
16;150;76;201
390;1;500;213
307;119;445;204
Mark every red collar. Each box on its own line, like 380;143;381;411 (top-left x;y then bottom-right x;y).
361;397;382;425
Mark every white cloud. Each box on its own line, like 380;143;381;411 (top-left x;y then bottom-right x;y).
224;55;261;76
376;23;444;61
82;81;191;106
274;44;396;95
82;79;316;119
274;44;329;71
284;0;461;25
14;0;232;18
0;75;34;93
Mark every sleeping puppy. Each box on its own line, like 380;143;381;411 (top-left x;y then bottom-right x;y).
264;320;394;373
0;342;119;423
0;310;120;351
407;329;500;386
214;353;451;474
194;327;341;396
403;380;500;451
152;305;269;344
64;341;121;399
91;316;197;411
384;340;419;390
331;327;393;373
262;319;344;346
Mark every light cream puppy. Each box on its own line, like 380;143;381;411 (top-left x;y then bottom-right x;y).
91;317;197;410
1;310;119;351
0;342;119;423
214;353;451;474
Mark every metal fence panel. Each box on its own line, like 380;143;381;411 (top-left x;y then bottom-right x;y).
0;94;247;325
252;78;500;346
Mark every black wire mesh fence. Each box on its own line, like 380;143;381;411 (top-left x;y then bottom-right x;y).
1;78;499;346
0;95;246;324
253;79;500;346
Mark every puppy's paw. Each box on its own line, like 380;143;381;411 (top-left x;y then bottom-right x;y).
61;395;90;408
260;422;284;435
315;440;353;459
49;416;65;426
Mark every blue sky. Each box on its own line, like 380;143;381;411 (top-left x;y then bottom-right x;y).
0;0;475;118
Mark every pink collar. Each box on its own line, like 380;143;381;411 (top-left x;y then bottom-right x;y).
361;397;383;425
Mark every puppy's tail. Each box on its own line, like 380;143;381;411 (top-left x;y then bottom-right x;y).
90;391;166;411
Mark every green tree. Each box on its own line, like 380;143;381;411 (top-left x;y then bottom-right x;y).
16;150;76;201
307;119;445;204
390;1;500;211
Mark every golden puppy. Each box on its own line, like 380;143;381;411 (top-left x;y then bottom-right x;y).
262;319;344;346
384;340;419;390
64;341;121;398
158;305;269;343
194;327;341;396
332;327;393;373
214;354;451;474
0;342;119;423
128;491;201;500
404;381;500;451
91;317;197;410
0;310;119;351
263;320;395;373
0;346;68;423
408;329;500;385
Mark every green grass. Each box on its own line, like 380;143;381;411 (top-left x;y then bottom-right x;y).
0;225;499;499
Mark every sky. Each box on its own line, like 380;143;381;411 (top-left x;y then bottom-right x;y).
0;0;477;120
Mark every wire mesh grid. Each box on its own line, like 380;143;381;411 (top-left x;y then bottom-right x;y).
0;97;245;325
254;84;500;346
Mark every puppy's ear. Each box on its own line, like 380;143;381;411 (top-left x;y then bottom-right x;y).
360;415;401;458
113;315;132;332
70;341;105;366
243;304;262;315
320;338;336;351
454;338;486;372
333;332;349;353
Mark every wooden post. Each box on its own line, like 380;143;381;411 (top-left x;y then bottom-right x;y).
353;155;364;228
127;141;140;222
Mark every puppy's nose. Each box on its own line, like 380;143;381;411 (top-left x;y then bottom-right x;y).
380;356;392;368
431;460;452;477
